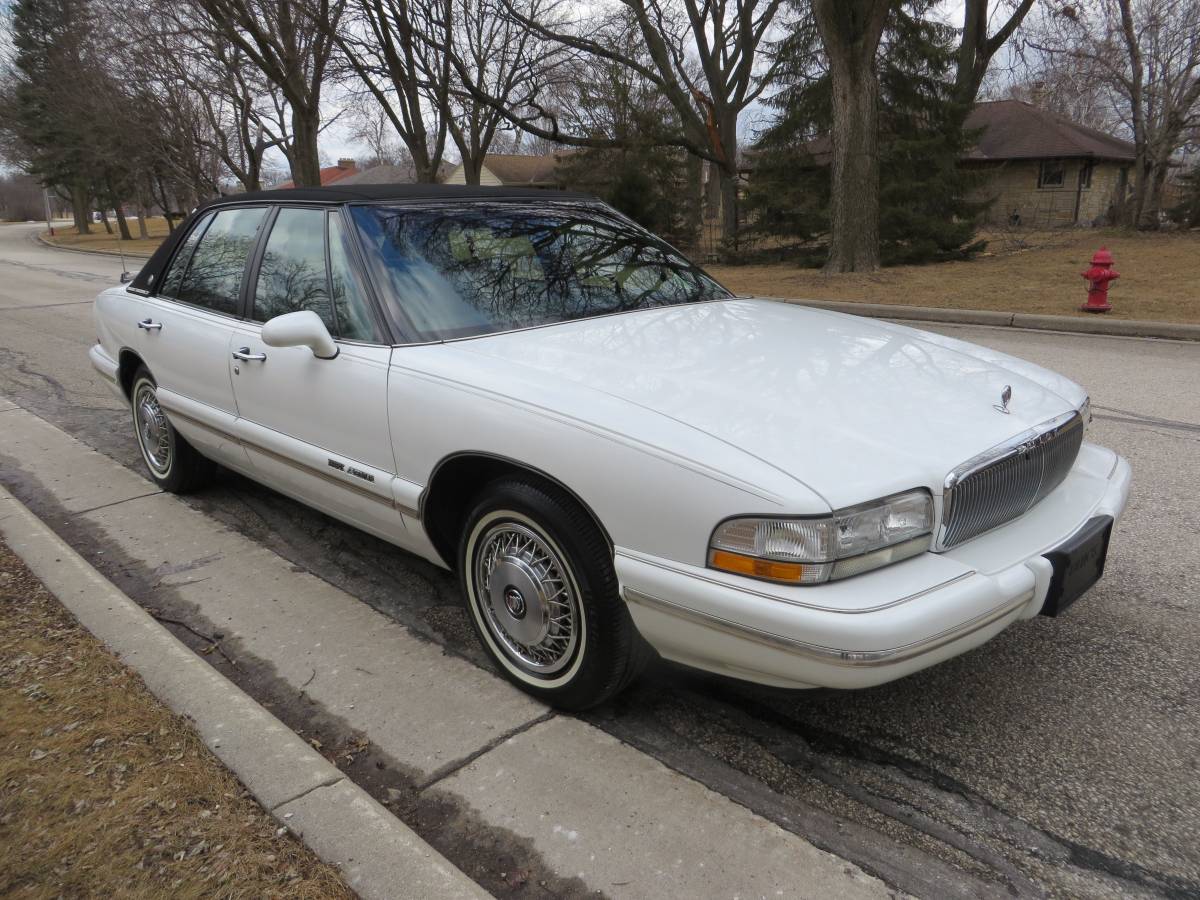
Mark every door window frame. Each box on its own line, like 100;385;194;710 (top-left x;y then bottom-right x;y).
153;203;270;320
240;203;393;346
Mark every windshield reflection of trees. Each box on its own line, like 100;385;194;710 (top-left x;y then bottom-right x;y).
362;203;730;340
255;252;333;327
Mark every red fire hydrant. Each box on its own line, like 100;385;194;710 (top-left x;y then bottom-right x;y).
1080;247;1119;313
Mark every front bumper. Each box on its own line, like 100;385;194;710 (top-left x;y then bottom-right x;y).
617;442;1131;690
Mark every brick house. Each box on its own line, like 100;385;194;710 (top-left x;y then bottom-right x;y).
963;101;1136;227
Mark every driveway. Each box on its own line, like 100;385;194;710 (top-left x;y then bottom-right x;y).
2;221;1198;897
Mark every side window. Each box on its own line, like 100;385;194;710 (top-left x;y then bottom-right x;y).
158;212;213;298
176;207;267;315
253;207;335;331
1038;160;1065;189
328;213;381;342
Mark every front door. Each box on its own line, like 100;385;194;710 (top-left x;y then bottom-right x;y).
227;205;404;542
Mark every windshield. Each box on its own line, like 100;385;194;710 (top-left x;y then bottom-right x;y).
350;202;731;341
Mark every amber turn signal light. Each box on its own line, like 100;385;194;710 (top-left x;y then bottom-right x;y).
709;549;806;583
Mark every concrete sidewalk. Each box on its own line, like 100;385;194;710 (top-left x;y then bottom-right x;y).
0;398;899;899
0;481;484;900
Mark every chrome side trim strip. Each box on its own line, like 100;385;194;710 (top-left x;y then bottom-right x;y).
161;406;401;510
616;548;975;614
623;588;1034;667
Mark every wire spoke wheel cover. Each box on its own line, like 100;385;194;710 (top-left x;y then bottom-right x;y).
471;519;581;678
133;381;172;476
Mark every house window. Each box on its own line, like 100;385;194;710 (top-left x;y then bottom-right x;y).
1078;161;1094;189
1038;160;1066;189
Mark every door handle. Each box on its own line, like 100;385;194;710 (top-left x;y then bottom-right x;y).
137;318;162;332
232;347;267;362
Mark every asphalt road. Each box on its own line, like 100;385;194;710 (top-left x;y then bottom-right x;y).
2;222;1198;899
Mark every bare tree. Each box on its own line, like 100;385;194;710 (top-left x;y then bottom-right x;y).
1023;0;1200;227
326;0;450;182
954;0;1037;104
434;0;558;184
455;0;787;244
193;0;345;186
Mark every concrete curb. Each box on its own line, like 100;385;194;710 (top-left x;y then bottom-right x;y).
0;483;489;900
768;296;1200;342
35;231;154;261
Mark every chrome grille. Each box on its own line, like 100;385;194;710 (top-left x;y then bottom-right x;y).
939;411;1085;549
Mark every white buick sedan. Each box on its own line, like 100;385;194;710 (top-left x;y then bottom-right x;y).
90;185;1131;709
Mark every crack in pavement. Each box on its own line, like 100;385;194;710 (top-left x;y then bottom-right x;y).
270;774;347;812
416;711;558;792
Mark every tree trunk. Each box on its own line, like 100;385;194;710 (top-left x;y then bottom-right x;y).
114;203;133;241
289;108;323;187
136;206;149;240
824;61;880;271
99;208;113;235
70;183;91;235
463;155;483;186
1140;161;1169;229
704;162;721;220
813;0;891;273
683;153;704;250
718;167;740;253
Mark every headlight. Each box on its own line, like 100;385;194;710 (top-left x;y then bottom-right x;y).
709;489;933;585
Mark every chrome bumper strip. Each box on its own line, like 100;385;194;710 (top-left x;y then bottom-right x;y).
616;548;975;614
623;587;1034;667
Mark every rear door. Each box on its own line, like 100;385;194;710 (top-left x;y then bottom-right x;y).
227;205;405;542
123;205;267;468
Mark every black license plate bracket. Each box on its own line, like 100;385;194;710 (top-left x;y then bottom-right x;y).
1040;515;1114;617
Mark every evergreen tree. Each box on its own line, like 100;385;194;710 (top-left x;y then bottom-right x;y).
3;0;100;232
743;1;989;264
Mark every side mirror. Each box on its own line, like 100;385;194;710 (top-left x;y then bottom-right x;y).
260;310;339;360
120;271;134;284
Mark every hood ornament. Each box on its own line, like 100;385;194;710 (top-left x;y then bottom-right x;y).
994;385;1012;414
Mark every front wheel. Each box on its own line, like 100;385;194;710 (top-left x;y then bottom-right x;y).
458;477;651;710
129;366;214;493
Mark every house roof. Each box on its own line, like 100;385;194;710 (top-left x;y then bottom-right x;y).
335;163;414;186
274;160;359;190
964;100;1136;162
479;153;564;186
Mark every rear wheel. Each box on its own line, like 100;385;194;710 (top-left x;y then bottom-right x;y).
129;366;214;493
458;477;651;710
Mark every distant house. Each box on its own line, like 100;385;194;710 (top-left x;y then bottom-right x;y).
963;101;1136;227
336;161;455;186
443;153;566;189
274;158;359;190
335;163;415;186
747;100;1138;229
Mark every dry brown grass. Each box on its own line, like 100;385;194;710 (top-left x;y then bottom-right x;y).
43;217;170;257
0;536;353;900
707;227;1200;324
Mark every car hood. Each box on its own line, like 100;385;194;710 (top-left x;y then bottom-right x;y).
449;299;1084;509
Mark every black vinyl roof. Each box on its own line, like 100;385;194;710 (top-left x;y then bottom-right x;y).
130;184;599;294
198;183;596;208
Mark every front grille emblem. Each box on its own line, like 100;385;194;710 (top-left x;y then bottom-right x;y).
994;385;1012;414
